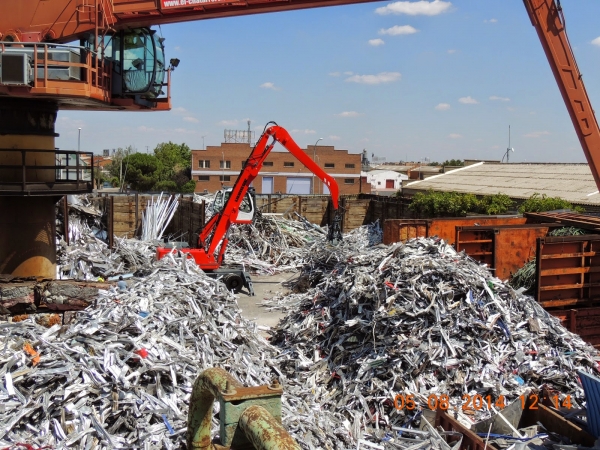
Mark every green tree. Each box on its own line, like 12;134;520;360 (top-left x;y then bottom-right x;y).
441;159;464;167
153;142;193;192
154;142;191;178
123;153;163;191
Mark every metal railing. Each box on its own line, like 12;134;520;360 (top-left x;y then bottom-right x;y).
0;42;112;96
0;149;94;195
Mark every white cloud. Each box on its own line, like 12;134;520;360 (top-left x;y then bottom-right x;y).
447;49;456;54
484;18;498;23
328;135;342;141
449;133;462;139
375;0;452;16
369;38;385;46
524;131;550;138
345;72;401;84
291;129;317;134
137;126;156;133
183;116;199;123
260;82;281;90
174;46;182;51
172;107;188;114
459;96;479;104
335;111;362;117
329;72;341;77
592;37;600;47
379;25;418;35
489;95;510;102
344;71;354;76
435;103;451;111
218;119;239;127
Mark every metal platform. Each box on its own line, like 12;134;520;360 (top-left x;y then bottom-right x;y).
0;149;94;196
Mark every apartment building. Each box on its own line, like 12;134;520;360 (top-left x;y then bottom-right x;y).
191;143;367;195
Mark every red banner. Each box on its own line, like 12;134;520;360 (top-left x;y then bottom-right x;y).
161;0;231;8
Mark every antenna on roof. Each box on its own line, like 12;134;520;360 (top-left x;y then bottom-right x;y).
502;125;515;163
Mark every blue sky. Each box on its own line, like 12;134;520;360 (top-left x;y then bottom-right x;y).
56;0;600;163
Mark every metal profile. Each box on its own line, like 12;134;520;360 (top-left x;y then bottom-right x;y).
577;371;600;438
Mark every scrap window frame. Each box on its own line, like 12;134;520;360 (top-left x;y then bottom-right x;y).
324;163;335;169
219;175;231;182
220;160;231;169
345;163;355;169
283;162;295;167
198;160;210;168
198;175;210;181
263;161;274;167
344;178;355;184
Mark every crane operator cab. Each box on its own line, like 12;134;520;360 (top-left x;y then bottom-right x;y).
102;28;166;107
213;187;256;224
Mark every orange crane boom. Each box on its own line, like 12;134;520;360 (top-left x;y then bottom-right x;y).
523;0;600;190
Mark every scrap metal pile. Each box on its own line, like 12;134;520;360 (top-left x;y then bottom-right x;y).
266;237;599;447
0;255;349;449
4;196;596;449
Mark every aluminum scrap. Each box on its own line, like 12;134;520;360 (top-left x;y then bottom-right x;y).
266;237;599;448
0;251;366;450
141;194;180;241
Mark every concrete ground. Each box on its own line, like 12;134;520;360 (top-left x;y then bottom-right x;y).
234;271;299;335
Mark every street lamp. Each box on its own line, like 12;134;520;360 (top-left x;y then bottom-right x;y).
202;135;206;150
312;137;323;194
78;128;81;152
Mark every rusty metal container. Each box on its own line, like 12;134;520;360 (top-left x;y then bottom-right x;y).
536;235;600;308
455;224;554;280
383;216;526;246
550;307;600;348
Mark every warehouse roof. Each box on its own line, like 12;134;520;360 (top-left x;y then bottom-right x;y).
403;162;600;205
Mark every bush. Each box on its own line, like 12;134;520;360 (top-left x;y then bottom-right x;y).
518;193;584;214
478;194;513;215
409;191;514;217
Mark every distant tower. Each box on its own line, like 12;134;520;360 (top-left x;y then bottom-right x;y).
247;120;251;145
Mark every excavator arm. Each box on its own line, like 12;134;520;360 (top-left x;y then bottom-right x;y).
524;0;600;190
157;123;342;271
199;123;341;264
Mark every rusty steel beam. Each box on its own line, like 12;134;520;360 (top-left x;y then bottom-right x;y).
239;405;301;450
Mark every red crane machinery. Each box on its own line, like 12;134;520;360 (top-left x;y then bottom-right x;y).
0;0;599;278
157;122;343;294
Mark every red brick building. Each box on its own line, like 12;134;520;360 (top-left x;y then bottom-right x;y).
191;143;368;195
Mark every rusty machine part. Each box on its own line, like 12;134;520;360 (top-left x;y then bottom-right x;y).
187;367;301;450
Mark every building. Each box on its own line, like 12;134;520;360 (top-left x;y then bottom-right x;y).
191;143;365;195
363;170;408;194
402;162;600;207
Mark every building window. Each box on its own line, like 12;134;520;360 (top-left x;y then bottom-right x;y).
263;161;274;167
345;163;355;169
220;160;231;169
344;179;355;184
283;162;294;167
198;160;210;168
198;175;210;181
220;175;231;182
325;163;335;169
